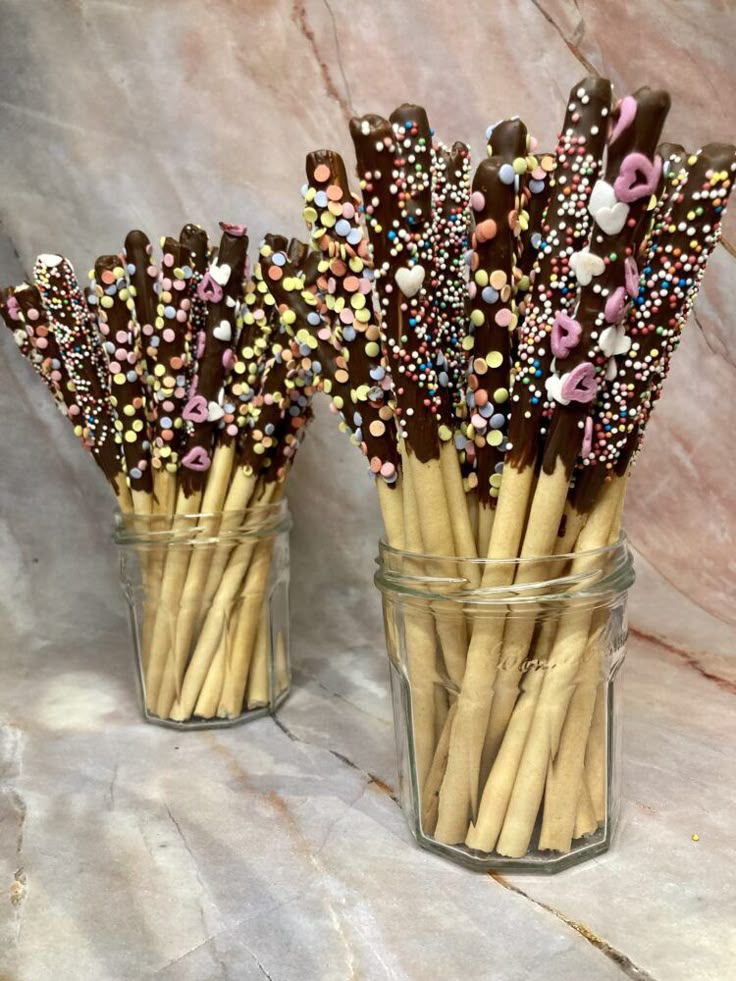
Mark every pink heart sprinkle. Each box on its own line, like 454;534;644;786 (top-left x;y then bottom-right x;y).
196;332;207;359
182;446;211;472
222;348;235;372
6;296;20;320
624;256;639;296
614;153;663;204
182;395;208;424
197;272;224;304
551;311;582;358
608;95;638;147
604;287;627;323
561;363;597;404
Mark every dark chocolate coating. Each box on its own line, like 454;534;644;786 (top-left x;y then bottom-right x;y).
179;228;249;493
541;87;671;480
33;255;123;485
93;255;153;494
468;156;519;504
506;76;613;471
124;230;158;333
350;108;442;462
303;148;401;479
2;284;71;402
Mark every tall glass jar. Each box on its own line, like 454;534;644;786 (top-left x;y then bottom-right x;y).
375;538;635;872
114;499;291;729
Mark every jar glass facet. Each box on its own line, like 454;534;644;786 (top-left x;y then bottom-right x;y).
114;500;291;729
376;538;634;872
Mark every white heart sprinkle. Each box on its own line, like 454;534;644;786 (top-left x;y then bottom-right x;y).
395;264;425;298
570;249;605;286
210;262;232;286
605;358;618;381
588;180;629;235
544;373;570;406
213;320;232;342
38;253;63;267
207;401;225;422
589;180;617;213
599;324;632;358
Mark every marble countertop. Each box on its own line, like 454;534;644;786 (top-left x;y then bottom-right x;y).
2;0;736;977
1;544;735;981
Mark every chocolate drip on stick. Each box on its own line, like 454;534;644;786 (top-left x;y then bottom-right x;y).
179;223;210;390
425;141;472;430
178;226;248;493
234;245;308;476
33;255;124;490
124;230;159;373
508;77;613;470
350;106;441;463
575;142;736;510
468;120;527;505
540;86;671;479
2;285;73;409
303;149;400;483
147;237;194;477
91;255;153;496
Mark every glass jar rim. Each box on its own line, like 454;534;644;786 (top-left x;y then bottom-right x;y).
375;535;635;606
113;498;291;549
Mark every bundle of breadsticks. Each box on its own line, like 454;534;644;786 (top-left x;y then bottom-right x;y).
1;223;316;724
286;77;734;858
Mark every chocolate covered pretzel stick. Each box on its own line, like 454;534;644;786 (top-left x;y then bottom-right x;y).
535;143;736;854
302;150;401;499
467;119;526;554
482;88;673;858
350;106;466;563
2;285;74;411
90;255;153;512
33;254;131;510
435;77;614;845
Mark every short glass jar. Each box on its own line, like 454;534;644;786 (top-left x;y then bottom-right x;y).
375;537;635;872
115;500;291;729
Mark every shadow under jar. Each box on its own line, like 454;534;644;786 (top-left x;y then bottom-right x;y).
375;537;635;872
115;499;291;729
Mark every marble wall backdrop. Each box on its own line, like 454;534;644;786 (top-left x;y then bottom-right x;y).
1;0;734;658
